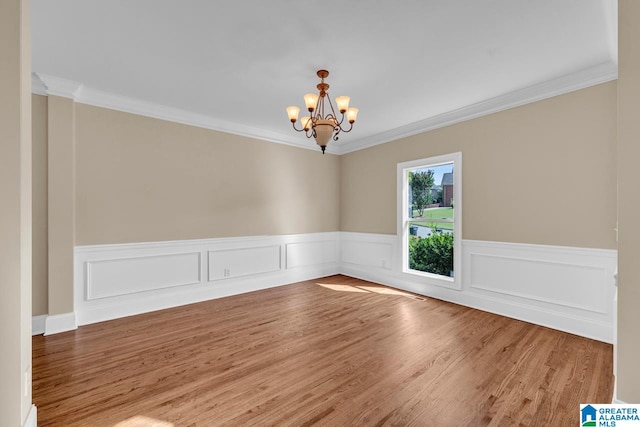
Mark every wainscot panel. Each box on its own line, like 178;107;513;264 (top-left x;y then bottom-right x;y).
73;232;339;327
339;233;616;343
88;252;202;300
340;232;398;270
69;232;616;342
208;245;281;281
285;239;338;269
340;232;396;271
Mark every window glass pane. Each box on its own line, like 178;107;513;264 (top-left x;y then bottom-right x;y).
406;162;455;277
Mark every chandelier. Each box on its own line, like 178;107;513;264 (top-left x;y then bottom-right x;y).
286;70;358;154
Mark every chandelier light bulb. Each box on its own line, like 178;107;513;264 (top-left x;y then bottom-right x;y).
300;116;311;131
347;107;359;123
286;106;300;123
304;93;319;112
335;96;350;113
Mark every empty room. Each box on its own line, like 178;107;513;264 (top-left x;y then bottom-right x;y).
2;1;640;426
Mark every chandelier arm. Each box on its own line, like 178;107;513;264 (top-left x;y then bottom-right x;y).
292;119;315;138
325;113;351;133
325;96;340;122
326;97;350;133
304;128;313;138
315;95;323;119
337;121;354;133
331;111;346;127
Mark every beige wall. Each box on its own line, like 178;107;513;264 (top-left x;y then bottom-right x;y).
0;0;32;423
47;95;75;315
32;94;48;316
617;0;640;403
74;104;341;245
341;82;618;250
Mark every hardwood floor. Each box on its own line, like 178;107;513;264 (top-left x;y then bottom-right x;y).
33;275;613;426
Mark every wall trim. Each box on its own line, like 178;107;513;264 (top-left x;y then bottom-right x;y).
31;73;337;154
340;233;616;343
67;232;616;344
44;312;77;335
31;73;47;96
86;251;203;300
31;61;617;155
74;232;340;327
23;404;37;427
338;62;618;154
208;245;280;281
36;73;83;99
31;315;46;336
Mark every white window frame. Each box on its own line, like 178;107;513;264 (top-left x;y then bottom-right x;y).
397;152;462;290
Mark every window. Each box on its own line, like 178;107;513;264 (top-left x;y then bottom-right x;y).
397;152;461;289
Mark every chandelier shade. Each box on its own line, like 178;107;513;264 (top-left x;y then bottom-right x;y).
286;69;358;154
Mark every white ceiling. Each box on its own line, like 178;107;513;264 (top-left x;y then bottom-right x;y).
31;0;618;154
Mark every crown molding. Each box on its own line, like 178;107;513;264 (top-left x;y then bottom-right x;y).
30;74;335;154
36;73;84;99
335;61;618;155
77;85;340;154
31;61;617;156
31;73;47;95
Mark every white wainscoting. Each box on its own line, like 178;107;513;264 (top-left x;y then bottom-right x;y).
340;233;616;343
67;231;615;343
74;232;339;326
208;245;280;281
286;239;338;269
87;252;202;300
340;232;396;271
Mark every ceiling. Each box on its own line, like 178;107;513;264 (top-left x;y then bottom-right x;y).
31;0;618;155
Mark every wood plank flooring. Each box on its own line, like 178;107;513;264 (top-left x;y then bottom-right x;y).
32;275;613;426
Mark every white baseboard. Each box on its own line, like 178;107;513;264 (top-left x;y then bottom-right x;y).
23;404;37;427
74;232;340;327
44;312;77;335
340;233;616;343
32;315;46;336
